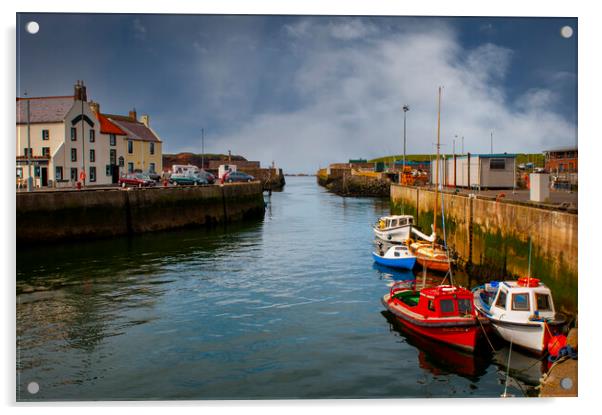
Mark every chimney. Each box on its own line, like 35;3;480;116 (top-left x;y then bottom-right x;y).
73;80;88;101
89;101;100;116
129;108;137;121
140;114;149;127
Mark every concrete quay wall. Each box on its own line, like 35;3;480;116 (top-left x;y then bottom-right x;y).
391;184;578;312
16;183;265;243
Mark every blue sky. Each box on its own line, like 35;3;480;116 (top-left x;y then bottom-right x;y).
17;14;577;172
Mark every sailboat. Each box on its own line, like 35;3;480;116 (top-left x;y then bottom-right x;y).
381;88;484;353
410;87;452;272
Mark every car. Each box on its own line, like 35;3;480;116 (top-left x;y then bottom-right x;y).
119;173;156;188
196;169;216;184
223;171;255;183
169;173;208;186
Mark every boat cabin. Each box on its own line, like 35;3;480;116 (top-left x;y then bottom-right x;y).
392;285;476;318
483;278;556;321
378;215;414;230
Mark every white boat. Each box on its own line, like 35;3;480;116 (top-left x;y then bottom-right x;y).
373;215;414;243
372;240;417;270
472;278;567;355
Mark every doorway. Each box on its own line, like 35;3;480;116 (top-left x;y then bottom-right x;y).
41;167;48;187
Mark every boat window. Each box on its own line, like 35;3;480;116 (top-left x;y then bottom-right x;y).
535;294;552;311
439;299;455;313
391;219;398;227
399;218;407;226
495;290;507;309
408;218;413;224
511;293;530;311
394;252;400;257
458;299;472;314
428;300;435;311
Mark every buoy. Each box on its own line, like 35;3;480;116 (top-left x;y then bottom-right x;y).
548;334;567;357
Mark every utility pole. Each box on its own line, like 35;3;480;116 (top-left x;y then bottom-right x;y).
490;131;493;154
461;136;464;154
453;134;457;155
81;96;85;186
201;128;205;170
25;92;33;192
402;105;409;172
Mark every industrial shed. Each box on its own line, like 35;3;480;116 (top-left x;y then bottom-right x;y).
430;153;517;189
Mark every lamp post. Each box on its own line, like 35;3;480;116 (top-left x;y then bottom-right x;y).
461;136;464;154
490;131;493;154
25;92;33;192
402;105;409;172
453;134;457;155
201;128;205;170
81;94;85;187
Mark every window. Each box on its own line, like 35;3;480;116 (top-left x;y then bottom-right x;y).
490;158;506;170
70;168;78;181
90;149;95;162
536;294;552;311
458;299;472;315
512;293;530;311
110;134;116;146
391;219;397;227
439;299;455;313
34;166;40;177
89;130;95;142
106;165;111;176
23;148;32;158
495;290;507;309
110;149;117;165
89;166;96;182
71;127;77;141
128;162;134;173
42;147;50;157
55;166;63;180
150;142;155;155
71;148;77;162
150;162;156;173
16;168;23;178
118;157;124;167
428;300;435;311
128;140;133;154
42;129;49;140
394;251;400;257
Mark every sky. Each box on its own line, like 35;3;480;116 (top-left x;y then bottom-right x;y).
17;14;577;173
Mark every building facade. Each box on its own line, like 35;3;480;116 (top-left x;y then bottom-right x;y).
544;147;578;173
431;153;517;189
16;81;163;188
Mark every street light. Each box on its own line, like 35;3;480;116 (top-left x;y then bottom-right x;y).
402;105;410;172
201;128;205;170
24;91;33;192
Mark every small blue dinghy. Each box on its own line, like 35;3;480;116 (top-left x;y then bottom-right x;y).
372;243;416;270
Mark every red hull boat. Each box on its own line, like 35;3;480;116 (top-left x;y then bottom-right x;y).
382;281;484;352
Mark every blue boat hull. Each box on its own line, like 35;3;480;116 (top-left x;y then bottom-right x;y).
372;253;416;270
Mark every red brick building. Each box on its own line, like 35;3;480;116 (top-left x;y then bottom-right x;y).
544;147;578;173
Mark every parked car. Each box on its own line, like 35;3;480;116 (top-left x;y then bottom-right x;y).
223;171;255;183
196;169;216;184
119;173;156;188
169;173;208;186
144;171;161;181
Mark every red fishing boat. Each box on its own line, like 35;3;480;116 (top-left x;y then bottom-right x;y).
382;281;484;352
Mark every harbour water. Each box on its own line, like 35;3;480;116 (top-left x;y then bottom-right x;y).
17;176;545;400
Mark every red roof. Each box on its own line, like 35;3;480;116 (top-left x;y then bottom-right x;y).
97;113;127;135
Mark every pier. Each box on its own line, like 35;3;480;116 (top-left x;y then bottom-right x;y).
16;182;265;244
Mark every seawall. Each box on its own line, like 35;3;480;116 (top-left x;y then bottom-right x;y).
16;183;265;244
316;169;390;197
391;184;578;312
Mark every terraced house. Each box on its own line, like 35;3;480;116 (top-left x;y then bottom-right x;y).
16;80;163;188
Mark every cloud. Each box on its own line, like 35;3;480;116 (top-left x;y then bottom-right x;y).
132;18;147;41
198;18;575;172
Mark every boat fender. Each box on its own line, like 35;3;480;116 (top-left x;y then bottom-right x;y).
547;334;567;357
379;220;385;230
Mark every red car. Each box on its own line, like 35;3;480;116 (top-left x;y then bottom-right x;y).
119;173;155;188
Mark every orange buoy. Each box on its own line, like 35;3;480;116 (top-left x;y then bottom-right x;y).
548;335;567;357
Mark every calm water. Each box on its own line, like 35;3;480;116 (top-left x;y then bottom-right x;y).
17;177;544;401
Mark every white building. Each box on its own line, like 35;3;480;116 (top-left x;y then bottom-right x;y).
16;81;115;187
430;153;517;189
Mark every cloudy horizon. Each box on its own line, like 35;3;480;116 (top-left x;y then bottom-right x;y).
17;14;577;173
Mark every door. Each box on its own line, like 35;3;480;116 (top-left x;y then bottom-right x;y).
111;164;119;184
41;167;48;187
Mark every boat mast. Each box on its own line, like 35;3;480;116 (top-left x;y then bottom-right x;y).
433;87;442;248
